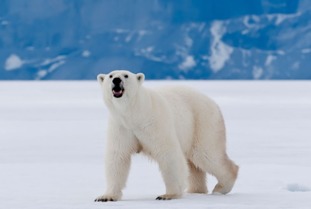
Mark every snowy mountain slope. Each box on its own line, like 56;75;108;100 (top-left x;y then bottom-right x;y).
0;0;310;80
0;81;311;208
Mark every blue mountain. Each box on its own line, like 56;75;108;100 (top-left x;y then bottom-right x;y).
0;0;310;80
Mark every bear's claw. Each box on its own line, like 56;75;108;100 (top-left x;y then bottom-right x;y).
155;194;179;200
156;196;172;200
94;196;117;202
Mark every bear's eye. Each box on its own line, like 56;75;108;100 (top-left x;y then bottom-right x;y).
109;75;113;79
124;74;128;78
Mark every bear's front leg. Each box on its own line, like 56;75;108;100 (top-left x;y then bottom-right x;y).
94;148;131;202
155;145;188;200
95;124;138;202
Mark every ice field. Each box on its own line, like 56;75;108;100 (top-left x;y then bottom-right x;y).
1;81;311;209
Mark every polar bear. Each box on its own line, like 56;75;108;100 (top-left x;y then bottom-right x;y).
95;70;238;202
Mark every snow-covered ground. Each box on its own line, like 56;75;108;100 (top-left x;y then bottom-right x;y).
1;81;310;209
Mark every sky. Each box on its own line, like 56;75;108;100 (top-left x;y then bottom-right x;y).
0;0;310;80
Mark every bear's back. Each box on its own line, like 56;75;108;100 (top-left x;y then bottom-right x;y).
153;85;222;154
155;85;218;114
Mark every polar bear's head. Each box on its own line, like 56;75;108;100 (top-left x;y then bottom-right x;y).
97;70;145;104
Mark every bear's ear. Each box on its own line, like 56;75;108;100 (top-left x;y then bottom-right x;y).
136;73;145;84
97;74;105;84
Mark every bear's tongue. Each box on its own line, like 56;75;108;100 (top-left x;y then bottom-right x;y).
112;89;123;96
112;88;123;97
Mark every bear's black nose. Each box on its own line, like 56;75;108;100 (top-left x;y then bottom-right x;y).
112;77;122;85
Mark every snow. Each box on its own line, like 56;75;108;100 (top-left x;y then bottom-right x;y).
4;54;24;71
37;70;48;78
138;30;148;37
36;56;67;79
115;28;128;34
125;33;133;42
209;21;233;72
1;20;9;25
252;66;263;79
272;13;300;25
135;47;165;63
82;50;91;57
301;48;311;54
243;15;260;29
265;55;276;66
47;60;66;73
1;81;311;209
40;55;66;66
179;55;196;71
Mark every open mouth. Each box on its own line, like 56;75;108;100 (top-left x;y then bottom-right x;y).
112;86;124;98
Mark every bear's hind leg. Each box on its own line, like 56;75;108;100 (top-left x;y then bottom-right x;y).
211;156;239;195
187;160;207;194
192;152;238;195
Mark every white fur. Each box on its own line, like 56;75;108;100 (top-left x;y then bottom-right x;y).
95;70;239;201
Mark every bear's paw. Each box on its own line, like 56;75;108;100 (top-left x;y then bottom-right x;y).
94;195;118;202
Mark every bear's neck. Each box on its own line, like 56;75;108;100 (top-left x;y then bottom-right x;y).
111;87;152;116
110;87;153;130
